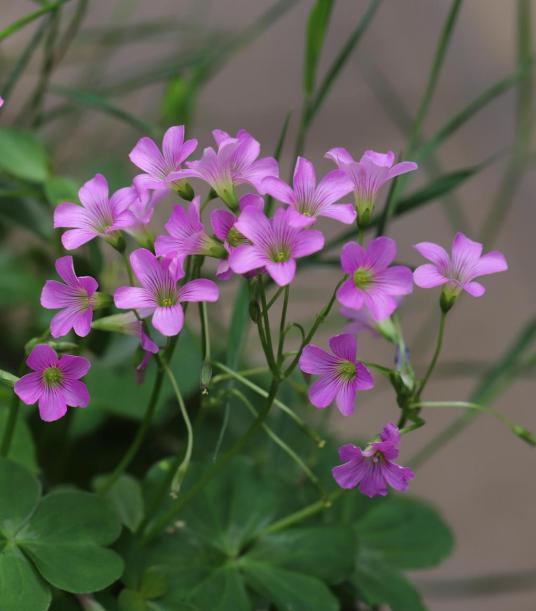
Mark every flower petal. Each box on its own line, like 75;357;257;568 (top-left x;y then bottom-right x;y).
78;173;109;211
61;379;90;408
315;169;353;205
229;245;264;274
27;344;58;371
413;264;448;289
376;266;414;295
472;251;508;277
363;290;398;321
114;287;155;310
61;228;96;250
50;307;80;338
38;389;68;422
414;241;450;267
299;345;338;374
309;374;339;408
336;280;365;310
325;147;355;167
388;160;418;179
129;136;165;175
355;363;375;390
14;372;43;405
329;334;356;361
152;304;184;336
59;354;91;379
293;230;324;258
261;177;295;204
365;236;396;271
340;242;366;274
321;203;356;225
54;256;78;285
265;260;296;286
179;279;219;303
54;203;86;229
463;281;486;297
338;443;362;462
451;232;482;267
332;454;369;489
210;208;236;241
335;383;357;416
234;206;271;244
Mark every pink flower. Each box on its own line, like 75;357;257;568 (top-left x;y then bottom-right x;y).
332;422;414;497
124;185;166;234
0;97;3;108
229;207;324;286
114;248;219;336
325;148;417;224
337;237;413;321
413;233;508;301
54;174;135;250
14;344;91;422
180;129;278;207
210;193;264;279
130;125;198;192
299;334;373;416
41;256;98;338
155;196;225;279
261;156;354;228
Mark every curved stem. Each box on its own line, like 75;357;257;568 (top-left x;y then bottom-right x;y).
415;309;447;399
143;378;280;543
277;285;290;365
159;355;194;497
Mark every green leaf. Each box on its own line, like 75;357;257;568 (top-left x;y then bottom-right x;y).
0;545;51;611
0;195;51;239
240;560;339;611
139;565;169;599
118;589;148;611
189;566;251;611
94;473;144;532
354;497;454;569
0;457;41;536
160;76;197;127
17;489;123;593
245;526;355;584
353;557;426;611
304;0;334;95
0;407;38;473
0;128;48;182
44;176;79;206
0;0;67;43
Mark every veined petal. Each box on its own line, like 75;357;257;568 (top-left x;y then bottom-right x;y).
129;136;165;175
332;455;368;489
54;256;78;286
321;203;356;225
229;245;264;274
336;281;365;310
413;264;448;288
179;279;219;303
234;206;271;244
265;260;296;286
366;236;396;271
162;125;185;167
54;203;86;229
61;228;96;250
27;344;58;371
243;157;279;191
79;173;109;211
388;160;418;179
50;307;80;338
376;266;414;295
340;242;366;273
293;157;316;199
309;374;339;408
315;169;353;204
414;241;450;267
355;362;374;390
72;308;93;337
336;382;357;416
324;147;356;168
38;389;68;422
338;443;362;462
463;281;486;297
41;280;78;309
114;287;155;310
299;345;338;374
59;354;91;379
451;232;483;268
363;290;398;321
261;176;295;204
61;379;90;408
381;461;414;492
129;248;166;289
152;304;184;336
211;208;236;241
329;333;356;361
472;251;508;277
14;372;43;405
293;229;324;258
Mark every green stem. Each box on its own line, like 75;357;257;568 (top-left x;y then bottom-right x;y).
98;336;178;495
143;378;280;543
212;361;324;447
230;388;326;498
158;355;194;497
415;309;447;399
257;489;343;538
198;302;211;361
284;276;346;377
257;280;278;377
277;286;290;365
0;392;20;457
0;0;70;42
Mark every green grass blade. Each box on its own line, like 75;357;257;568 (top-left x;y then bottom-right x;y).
0;0;69;42
304;0;334;95
47;85;156;135
266;110;292;215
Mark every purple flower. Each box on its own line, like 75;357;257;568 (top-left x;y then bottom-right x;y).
180;129;278;207
261;156;354;228
0;97;3;108
54;174;135;250
299;334;374;416
155;196;226;279
332;422;414;497
123;185;167;243
325;148;417;224
210;193;264;279
337;237;413;321
14;344;91;422
41;256;98;338
229;207;324;286
130;125;198;192
114;248;219;336
414;232;508;300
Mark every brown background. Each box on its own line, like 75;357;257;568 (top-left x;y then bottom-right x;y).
2;1;536;609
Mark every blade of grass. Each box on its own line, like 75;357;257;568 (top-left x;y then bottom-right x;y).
294;0;383;156
266;110;292;215
304;0;334;95
0;0;70;42
377;0;464;235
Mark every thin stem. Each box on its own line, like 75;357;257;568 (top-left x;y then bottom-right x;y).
230;388;326;498
277;286;290;365
0;0;70;42
0;393;20;457
198;302;211;361
415;309;447;399
158;355;194;497
257;489;343;538
211;367;270;384
121;251;135;285
284;276;346;378
257;280;278;377
212;361;324;447
144;378;281;543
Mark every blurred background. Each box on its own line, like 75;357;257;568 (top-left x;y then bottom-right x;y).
1;1;535;609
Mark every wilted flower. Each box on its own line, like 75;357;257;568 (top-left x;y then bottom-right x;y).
261;156;354;227
155;196;226;279
114;248;219;336
180;129;278;207
332;422;414;497
54;174;135;250
325;148;417;225
299;333;374;416
337;237;413;320
14;344;91;422
130;125;198;195
414;232;508;309
41;256;99;338
229;207;324;286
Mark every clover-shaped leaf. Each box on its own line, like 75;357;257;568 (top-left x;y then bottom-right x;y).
0;458;123;611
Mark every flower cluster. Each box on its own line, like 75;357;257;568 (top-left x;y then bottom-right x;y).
14;124;508;497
